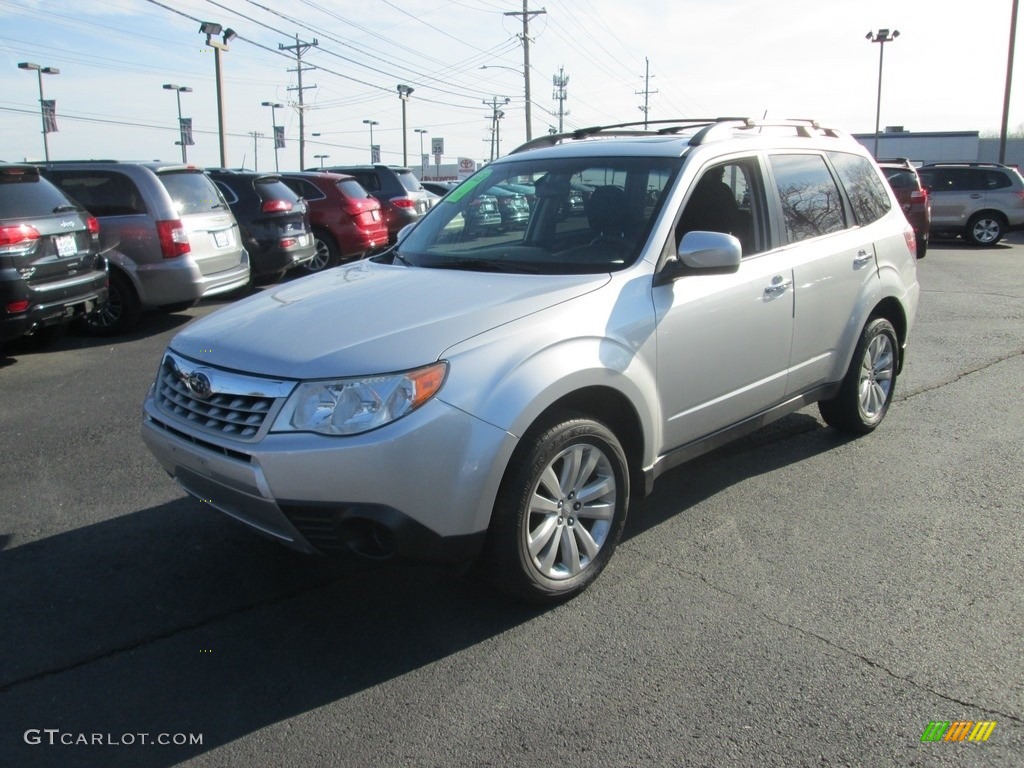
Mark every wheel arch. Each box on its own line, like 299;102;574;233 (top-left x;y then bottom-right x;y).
868;296;908;373
517;385;648;501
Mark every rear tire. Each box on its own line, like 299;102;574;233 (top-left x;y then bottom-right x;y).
483;415;629;603
303;229;340;273
82;270;141;336
966;213;1004;246
819;318;899;434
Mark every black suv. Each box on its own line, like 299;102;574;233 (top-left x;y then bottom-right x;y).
877;158;931;258
1;164;108;346
207;170;316;281
310;164;430;243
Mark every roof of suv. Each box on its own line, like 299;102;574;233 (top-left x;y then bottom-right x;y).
509;117;853;158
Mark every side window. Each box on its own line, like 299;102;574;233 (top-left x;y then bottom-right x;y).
768;154;846;244
985;170;1012;190
290;179;324;200
828;152;891;225
676;159;764;256
213;181;238;205
44;170;146;217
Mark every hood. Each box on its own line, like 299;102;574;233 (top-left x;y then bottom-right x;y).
170;260;609;379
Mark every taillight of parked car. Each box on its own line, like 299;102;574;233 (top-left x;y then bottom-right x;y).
0;224;40;256
262;199;293;213
156;219;191;259
1014;190;1024;204
390;197;416;210
86;215;100;243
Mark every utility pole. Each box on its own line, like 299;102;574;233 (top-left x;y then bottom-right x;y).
504;1;546;141
248;131;264;171
279;35;318;169
999;0;1019;164
635;57;657;128
484;96;510;161
552;66;569;133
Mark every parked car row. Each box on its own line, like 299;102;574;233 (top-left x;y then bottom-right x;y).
876;158;1024;252
1;160;404;345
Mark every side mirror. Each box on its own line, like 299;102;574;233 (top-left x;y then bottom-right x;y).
654;231;742;285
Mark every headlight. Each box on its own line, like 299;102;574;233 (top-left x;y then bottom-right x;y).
273;362;447;435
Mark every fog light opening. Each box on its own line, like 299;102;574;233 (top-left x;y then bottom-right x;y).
339;519;397;560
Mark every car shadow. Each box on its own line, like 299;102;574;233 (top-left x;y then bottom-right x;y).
0;411;850;767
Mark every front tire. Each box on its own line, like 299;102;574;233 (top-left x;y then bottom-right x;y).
484;416;629;603
819;318;899;433
966;212;1004;246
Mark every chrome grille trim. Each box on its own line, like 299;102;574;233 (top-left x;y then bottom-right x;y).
154;351;295;442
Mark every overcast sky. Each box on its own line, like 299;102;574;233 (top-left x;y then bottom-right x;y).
1;0;1020;170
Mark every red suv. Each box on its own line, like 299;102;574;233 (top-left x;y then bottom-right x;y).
878;158;931;258
280;172;388;272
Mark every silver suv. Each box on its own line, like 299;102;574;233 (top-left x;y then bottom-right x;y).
42;162;250;333
142;118;920;603
917;162;1024;246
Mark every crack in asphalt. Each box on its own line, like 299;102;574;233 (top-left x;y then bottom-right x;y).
670;566;1024;727
898;347;1024;401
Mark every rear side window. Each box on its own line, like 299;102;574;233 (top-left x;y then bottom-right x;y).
281;178;325;201
337;179;373;200
769;154;846;243
159;171;228;215
397;170;423;193
255;179;301;204
0;169;77;218
349;172;380;192
43;170;146;216
984;170;1013;190
828;152;891;226
882;168;917;190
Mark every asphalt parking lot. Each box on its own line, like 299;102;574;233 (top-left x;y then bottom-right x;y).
1;237;1022;767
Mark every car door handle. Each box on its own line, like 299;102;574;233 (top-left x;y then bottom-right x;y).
764;277;792;296
970;193;983;199
853;250;874;266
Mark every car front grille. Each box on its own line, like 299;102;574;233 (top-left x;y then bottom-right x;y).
153;352;294;441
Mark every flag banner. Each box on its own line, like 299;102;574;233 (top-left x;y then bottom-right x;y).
274;125;285;149
180;117;195;146
42;100;58;133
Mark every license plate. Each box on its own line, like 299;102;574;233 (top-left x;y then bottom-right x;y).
55;234;77;258
213;230;230;248
298;234;308;247
371;210;381;221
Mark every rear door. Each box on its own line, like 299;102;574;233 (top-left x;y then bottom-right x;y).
769;152;884;396
158;170;244;277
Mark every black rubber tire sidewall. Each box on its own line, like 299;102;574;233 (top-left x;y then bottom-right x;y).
819;318;899;434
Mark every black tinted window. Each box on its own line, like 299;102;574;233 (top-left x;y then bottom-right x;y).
0;169;77;218
397;170;423;193
159;171;227;214
255;179;301;203
769;154;846;243
985;170;1013;190
43;170;146;216
282;178;324;201
829;152;891;225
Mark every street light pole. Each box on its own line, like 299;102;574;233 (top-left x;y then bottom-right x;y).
362;119;379;163
17;62;60;162
397;85;414;167
314;154;329;168
163;84;193;163
414;128;428;176
262;101;284;171
200;22;237;168
866;28;900;158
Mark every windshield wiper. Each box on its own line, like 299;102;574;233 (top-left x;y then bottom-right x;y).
391;250;414;267
52;204;79;214
427;258;538;274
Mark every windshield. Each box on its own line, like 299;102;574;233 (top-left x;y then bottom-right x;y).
395;155;679;274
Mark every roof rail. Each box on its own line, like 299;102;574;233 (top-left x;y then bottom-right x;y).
510;117;848;154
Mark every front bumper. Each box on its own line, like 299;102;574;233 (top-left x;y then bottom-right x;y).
141;392;515;561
